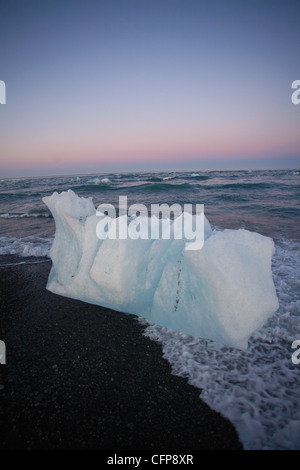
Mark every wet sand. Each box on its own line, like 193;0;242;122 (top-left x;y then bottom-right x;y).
0;261;242;450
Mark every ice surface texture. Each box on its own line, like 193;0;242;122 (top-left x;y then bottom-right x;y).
43;190;279;349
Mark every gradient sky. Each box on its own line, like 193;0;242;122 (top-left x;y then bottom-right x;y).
0;0;299;176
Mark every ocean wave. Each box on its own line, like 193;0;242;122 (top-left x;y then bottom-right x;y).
69;184;115;193
189;174;210;180
0;192;26;200
130;182;193;192
87;177;111;184
147;177;165;182
191;181;286;192
0;258;51;267
0;212;52;219
113;173;140;179
0;236;53;259
70;181;194;193
146;174;209;182
267;207;300;217
0;191;44;200
147;176;178;182
216;182;274;190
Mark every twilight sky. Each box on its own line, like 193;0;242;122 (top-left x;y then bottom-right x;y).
0;0;299;176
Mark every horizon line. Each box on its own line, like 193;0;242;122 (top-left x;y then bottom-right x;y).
1;165;299;180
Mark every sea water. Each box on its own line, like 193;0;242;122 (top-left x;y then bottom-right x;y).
0;169;299;448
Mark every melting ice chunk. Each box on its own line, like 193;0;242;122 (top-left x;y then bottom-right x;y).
43;190;279;349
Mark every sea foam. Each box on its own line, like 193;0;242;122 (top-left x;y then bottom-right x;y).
0;236;53;258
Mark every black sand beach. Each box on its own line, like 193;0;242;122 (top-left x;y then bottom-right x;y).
0;261;242;450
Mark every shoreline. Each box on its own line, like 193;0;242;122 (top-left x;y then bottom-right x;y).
0;261;242;450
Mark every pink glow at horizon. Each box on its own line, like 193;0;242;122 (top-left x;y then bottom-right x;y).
1;112;299;171
0;1;299;176
1;130;299;174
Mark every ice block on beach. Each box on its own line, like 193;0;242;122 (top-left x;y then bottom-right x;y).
43;190;279;350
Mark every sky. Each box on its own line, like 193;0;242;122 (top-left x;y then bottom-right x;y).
0;0;299;177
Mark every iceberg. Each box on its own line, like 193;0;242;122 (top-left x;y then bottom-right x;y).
43;190;279;349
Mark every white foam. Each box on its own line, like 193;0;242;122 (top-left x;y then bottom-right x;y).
87;177;111;184
0;236;53;258
140;238;300;449
0;212;51;218
101;177;111;184
87;177;101;184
